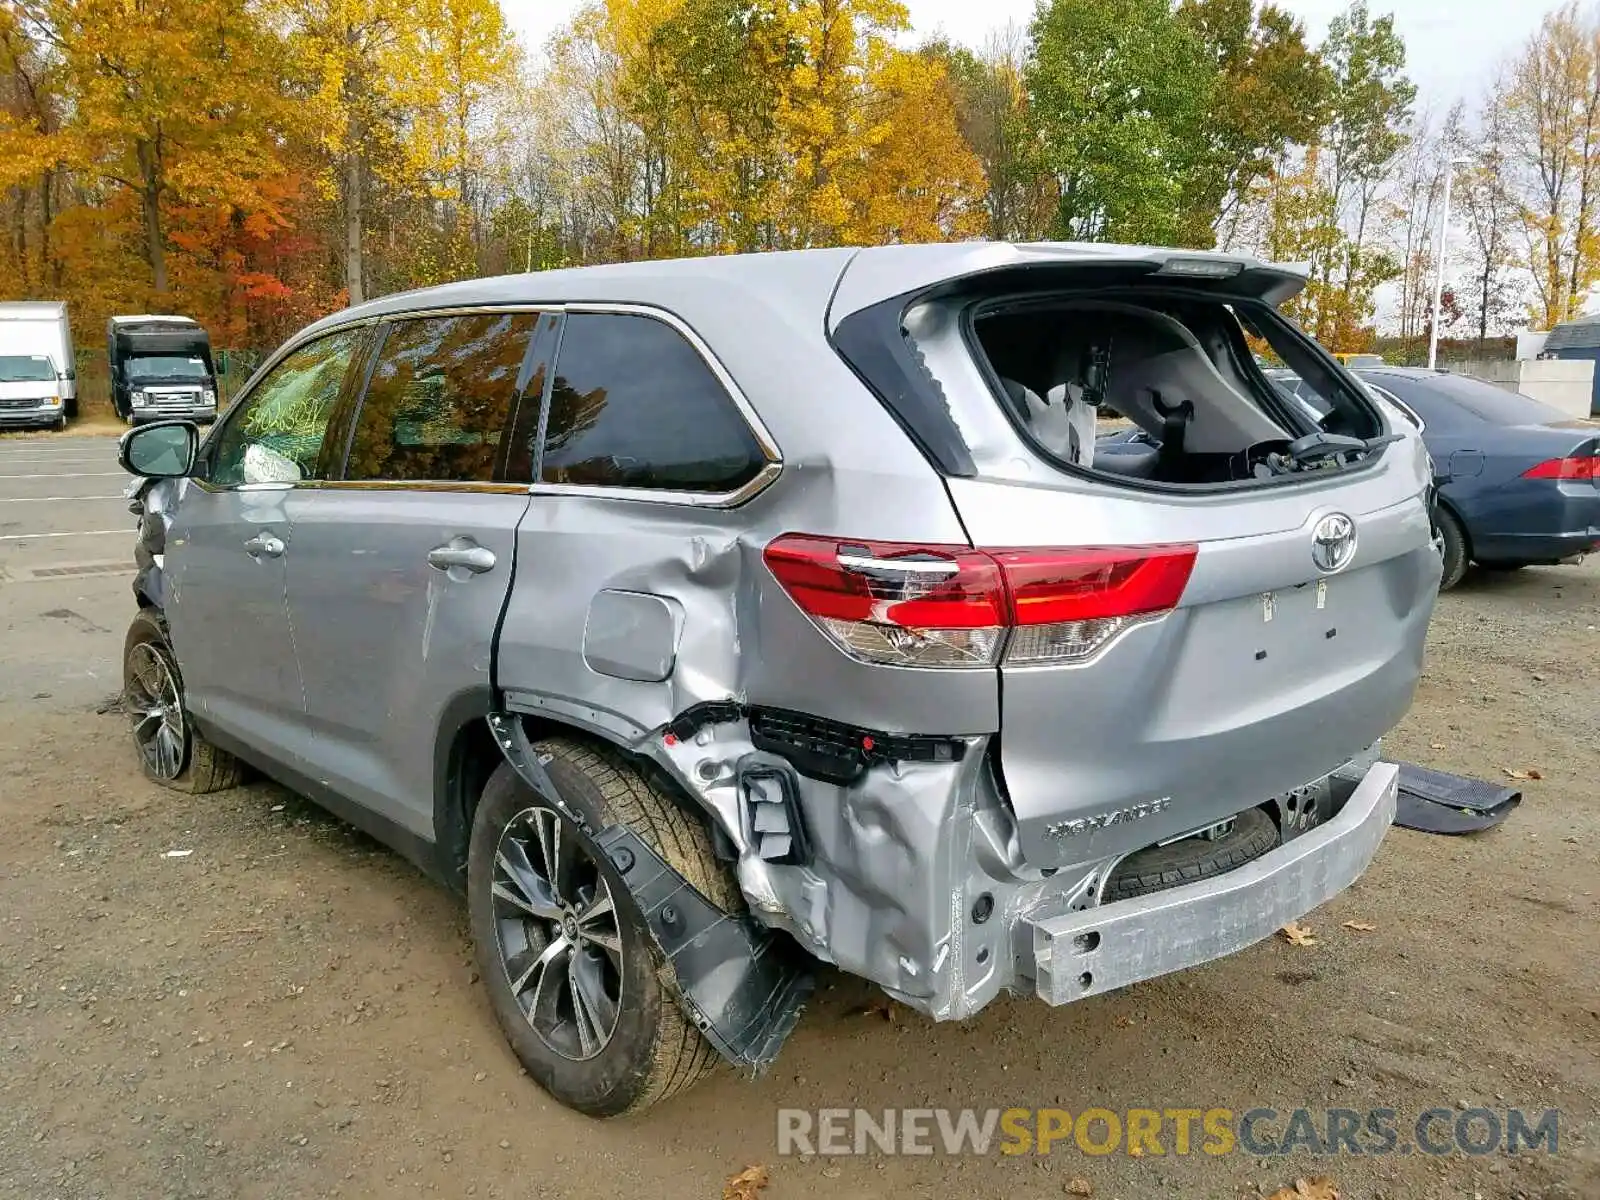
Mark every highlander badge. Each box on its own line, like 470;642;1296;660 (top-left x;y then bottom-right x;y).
1046;797;1171;840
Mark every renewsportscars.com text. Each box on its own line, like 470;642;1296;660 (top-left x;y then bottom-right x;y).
776;1106;1560;1158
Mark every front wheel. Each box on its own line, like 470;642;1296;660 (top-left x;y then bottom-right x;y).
122;609;245;793
466;739;736;1117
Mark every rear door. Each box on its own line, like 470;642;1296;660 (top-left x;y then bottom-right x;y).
281;310;553;840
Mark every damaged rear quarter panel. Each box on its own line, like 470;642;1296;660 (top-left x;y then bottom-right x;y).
492;285;1000;995
494;283;992;747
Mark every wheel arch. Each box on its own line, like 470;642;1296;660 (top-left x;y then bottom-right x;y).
1434;491;1474;552
434;700;725;894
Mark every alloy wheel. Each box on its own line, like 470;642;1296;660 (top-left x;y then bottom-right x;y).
491;806;625;1061
126;642;187;780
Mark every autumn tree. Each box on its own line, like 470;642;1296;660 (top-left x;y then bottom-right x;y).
776;0;914;246
1176;0;1330;248
923;26;1054;241
0;4;65;292
1262;146;1344;333
1459;82;1523;345
1316;1;1414;346
17;0;291;297
1501;2;1600;328
1388;103;1465;359
837;47;987;244
1027;0;1214;244
284;0;411;304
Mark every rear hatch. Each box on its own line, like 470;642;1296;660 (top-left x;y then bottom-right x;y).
946;467;1437;868
827;245;1441;869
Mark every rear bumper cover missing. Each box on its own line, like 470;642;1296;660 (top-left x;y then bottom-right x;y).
1025;760;1398;1006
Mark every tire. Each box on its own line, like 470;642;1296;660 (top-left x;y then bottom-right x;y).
122;609;246;794
1435;505;1469;591
1102;807;1279;903
467;738;737;1117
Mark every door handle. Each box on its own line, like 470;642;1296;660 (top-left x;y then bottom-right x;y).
427;541;496;574
244;533;284;558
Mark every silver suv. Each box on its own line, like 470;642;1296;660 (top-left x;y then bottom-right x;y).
118;242;1440;1117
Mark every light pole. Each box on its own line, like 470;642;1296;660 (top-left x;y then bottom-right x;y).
1427;155;1473;370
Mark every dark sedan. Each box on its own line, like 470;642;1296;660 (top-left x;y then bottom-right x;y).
1354;368;1600;589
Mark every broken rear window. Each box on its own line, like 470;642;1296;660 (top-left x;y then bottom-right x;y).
956;290;1380;487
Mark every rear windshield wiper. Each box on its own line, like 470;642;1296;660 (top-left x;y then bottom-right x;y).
1280;430;1402;471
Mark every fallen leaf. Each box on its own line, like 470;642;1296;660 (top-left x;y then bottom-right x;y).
1113;1014;1133;1029
1341;921;1376;932
847;1000;898;1023
1279;921;1317;947
723;1164;769;1200
1429;742;1445;750
1502;767;1542;781
1066;1178;1093;1197
1528;768;1543;780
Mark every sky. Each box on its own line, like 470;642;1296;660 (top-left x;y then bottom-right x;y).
500;0;1544;112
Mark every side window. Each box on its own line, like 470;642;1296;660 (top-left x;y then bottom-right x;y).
346;312;537;483
208;329;360;487
540;312;768;493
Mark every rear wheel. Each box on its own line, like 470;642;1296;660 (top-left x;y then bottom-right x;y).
122;609;245;793
467;738;736;1117
1435;506;1469;591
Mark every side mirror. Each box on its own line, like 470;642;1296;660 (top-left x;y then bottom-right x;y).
119;419;199;478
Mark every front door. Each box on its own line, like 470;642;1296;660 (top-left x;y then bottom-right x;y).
165;328;364;757
282;310;552;839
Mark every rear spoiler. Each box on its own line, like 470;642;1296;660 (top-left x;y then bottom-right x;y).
826;243;1312;332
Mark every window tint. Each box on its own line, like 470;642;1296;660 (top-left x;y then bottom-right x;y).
346;312;538;483
540;312;767;492
501;312;559;484
208;329;360;487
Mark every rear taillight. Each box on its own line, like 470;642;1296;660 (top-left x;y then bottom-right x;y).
763;535;1197;668
1522;456;1600;480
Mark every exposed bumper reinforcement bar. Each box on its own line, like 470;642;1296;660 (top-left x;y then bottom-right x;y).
486;712;814;1073
1025;761;1399;1006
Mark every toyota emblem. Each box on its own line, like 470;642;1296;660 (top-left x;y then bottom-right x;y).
1311;513;1357;573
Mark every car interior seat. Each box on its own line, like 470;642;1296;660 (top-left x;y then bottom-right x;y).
998;377;1095;467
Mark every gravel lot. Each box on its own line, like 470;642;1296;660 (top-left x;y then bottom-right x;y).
0;433;1595;1200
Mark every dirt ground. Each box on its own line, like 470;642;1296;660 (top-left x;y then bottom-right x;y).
1;550;1597;1198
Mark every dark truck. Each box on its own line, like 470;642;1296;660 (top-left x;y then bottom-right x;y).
108;315;219;424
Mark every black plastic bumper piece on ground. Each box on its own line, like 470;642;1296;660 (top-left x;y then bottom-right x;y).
1395;762;1522;835
485;713;814;1073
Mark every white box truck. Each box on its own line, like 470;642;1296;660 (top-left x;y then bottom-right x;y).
0;301;75;429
